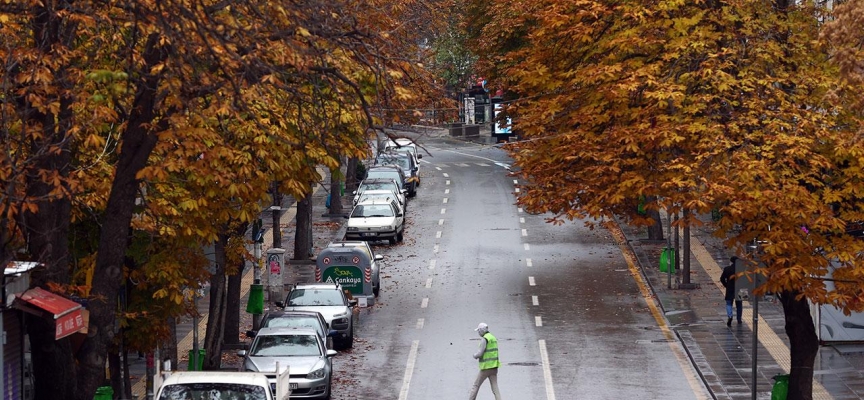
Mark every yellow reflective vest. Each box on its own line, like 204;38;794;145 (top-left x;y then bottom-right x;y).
479;332;501;370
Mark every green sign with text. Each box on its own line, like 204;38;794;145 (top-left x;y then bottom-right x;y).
322;266;363;295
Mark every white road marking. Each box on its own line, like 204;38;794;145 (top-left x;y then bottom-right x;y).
476;162;490;166
421;298;429;308
513;180;518;184
532;296;539;306
524;243;530;251
443;173;449;178
416;317;425;328
539;340;557;400
425;278;433;288
456;163;470;167
522;229;528;237
526;258;533;267
446;180;450;185
436;231;442;239
441;208;446;214
515;188;520;193
445;189;450;194
520;217;525;224
433;244;439;253
435;166;442;171
518;208;523;213
398;340;420;400
429;259;436;269
535;316;543;327
437;148;510;169
438;219;444;225
529;276;536;286
443;198;448;204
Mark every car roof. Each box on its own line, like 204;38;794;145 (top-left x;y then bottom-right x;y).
355;198;397;206
159;371;271;386
256;327;320;337
328;240;368;248
360;178;398;186
368;164;403;172
293;282;341;290
263;310;324;319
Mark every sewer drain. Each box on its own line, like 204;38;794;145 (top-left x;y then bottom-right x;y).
635;339;677;344
507;362;540;366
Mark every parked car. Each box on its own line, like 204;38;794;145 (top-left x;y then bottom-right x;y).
156;370;280;400
277;283;356;350
364;165;408;198
375;151;419;194
383;138;422;169
327;240;384;296
238;327;337;399
247;311;336;349
353;178;405;210
344;198;405;244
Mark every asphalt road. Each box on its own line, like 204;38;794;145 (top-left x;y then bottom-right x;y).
330;132;711;400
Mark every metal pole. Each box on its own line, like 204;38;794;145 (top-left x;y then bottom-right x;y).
752;293;759;400
253;240;262;330
192;294;199;371
666;209;673;289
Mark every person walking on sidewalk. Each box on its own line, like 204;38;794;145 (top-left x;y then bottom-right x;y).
721;256;743;326
469;322;502;400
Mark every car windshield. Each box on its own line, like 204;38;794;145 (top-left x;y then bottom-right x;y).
378;156;410;171
392;146;416;157
360;182;398;193
158;383;267;400
366;171;402;187
250;334;321;357
358;194;393;204
351;204;394;218
287;289;346;307
262;316;324;337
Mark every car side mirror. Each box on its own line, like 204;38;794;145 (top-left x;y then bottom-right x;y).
417;154;422;159
246;330;257;338
275;301;284;308
327;329;338;337
326;349;338;357
352;191;357;195
401;189;407;195
237;350;247;357
349;299;358;306
375;254;384;261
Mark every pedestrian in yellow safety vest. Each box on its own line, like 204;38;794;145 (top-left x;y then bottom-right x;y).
469;322;502;400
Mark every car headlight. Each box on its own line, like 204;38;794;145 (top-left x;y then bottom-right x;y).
347;227;358;232
307;362;326;379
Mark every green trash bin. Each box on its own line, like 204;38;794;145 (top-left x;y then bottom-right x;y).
771;374;789;400
188;349;206;371
93;386;113;400
246;284;264;315
659;247;676;273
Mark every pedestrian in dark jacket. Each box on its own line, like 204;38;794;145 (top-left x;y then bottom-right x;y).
720;256;743;327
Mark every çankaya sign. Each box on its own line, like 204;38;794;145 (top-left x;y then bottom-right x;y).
316;247;374;305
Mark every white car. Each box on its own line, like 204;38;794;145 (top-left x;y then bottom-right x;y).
155;370;282;400
353;179;405;209
344;198;405;244
383;138;422;169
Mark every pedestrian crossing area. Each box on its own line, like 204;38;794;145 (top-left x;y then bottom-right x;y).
426;161;494;167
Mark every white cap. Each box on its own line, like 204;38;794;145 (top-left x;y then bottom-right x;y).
474;322;489;333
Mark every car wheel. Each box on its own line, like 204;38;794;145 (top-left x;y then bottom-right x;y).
388;236;396;245
373;284;380;297
397;230;404;242
345;325;354;349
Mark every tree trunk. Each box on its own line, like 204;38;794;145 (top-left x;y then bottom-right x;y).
780;290;818;400
271;183;283;249
329;166;344;216
293;193;313;260
646;196;664;241
346;157;360;192
203;233;228;370
108;345;121;399
225;261;243;345
160;317;178;371
74;33;166;400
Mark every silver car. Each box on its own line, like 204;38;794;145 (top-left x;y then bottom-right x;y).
353;178;406;210
239;327;336;399
278;283;356;350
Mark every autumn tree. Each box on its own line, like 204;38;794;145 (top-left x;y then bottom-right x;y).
469;0;864;398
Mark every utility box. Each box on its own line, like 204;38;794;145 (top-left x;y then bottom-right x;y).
315;247;375;306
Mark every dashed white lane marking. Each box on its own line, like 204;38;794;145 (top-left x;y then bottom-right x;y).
436;231;442;239
443;173;449;178
443;198;448;204
513;180;518;184
456;163;470;167
476;162;490;166
518;207;523;213
398;340;420;400
532;296;539;306
539;340;557;400
435;166;442;171
438;219;444;225
522;229;528;237
441;208;446;214
433;244;439;253
425;278;433;288
524;243;530;251
535;316;543;327
429;260;436;270
520;217;525;223
445;189;450;194
446;180;450;185
421;298;428;308
529;276;536;286
515;188;520;193
526;258;533;267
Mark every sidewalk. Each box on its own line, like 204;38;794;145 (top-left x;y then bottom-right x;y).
619;215;864;399
127;167;349;399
